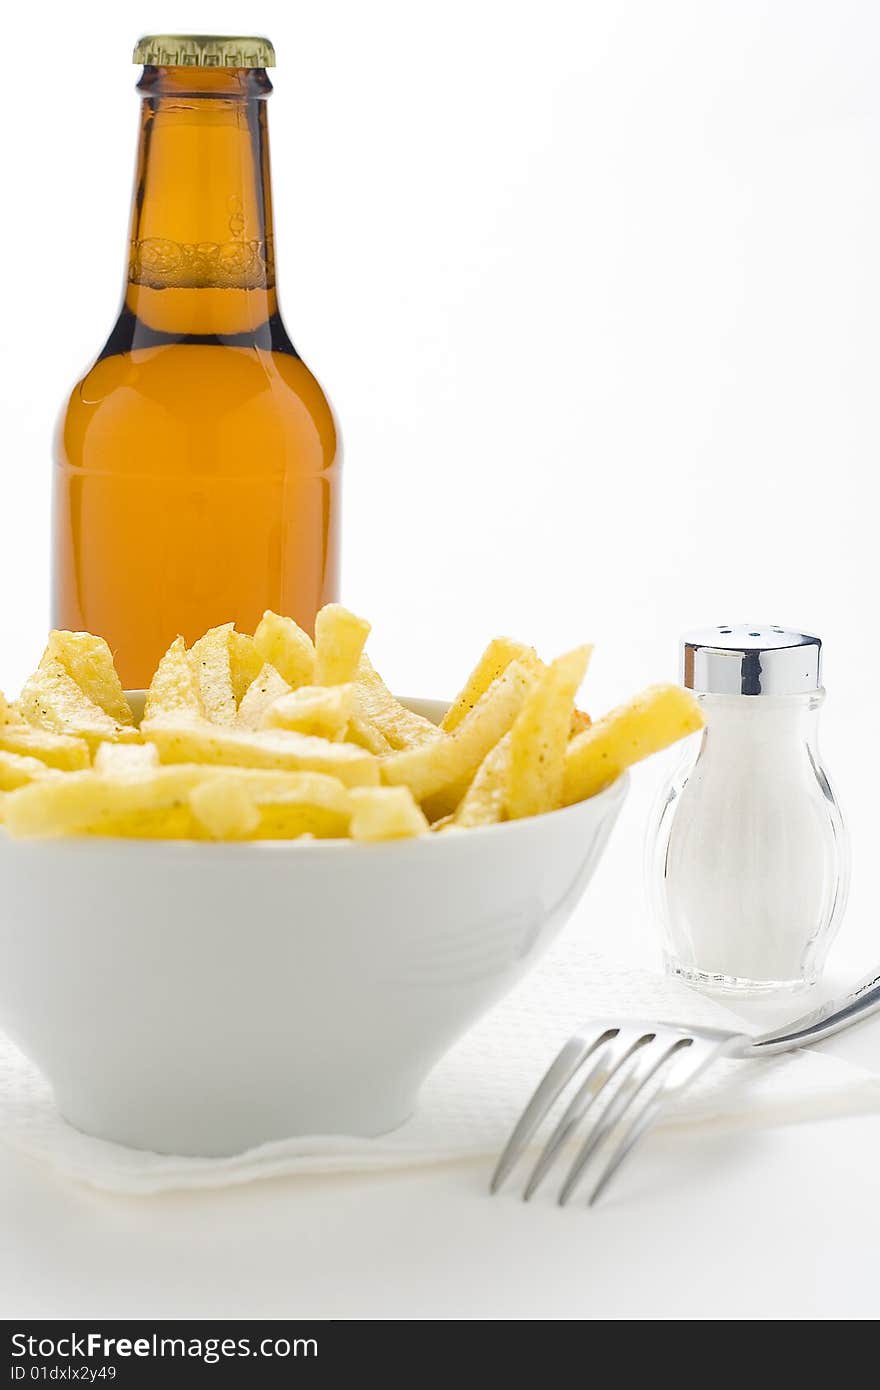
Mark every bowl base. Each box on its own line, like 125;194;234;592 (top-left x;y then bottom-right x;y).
55;1091;418;1158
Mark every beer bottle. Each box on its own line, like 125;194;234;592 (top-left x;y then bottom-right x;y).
53;35;340;689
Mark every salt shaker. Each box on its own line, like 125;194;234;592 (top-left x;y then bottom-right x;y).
648;624;849;995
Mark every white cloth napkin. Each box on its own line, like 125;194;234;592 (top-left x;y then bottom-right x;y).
2;923;879;1195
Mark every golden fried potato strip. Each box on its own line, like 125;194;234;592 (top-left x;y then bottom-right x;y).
3;764;355;840
441;638;537;733
19;660;140;752
188;777;262;840
93;742;161;774
345;715;393;756
354;656;440;750
228;632;266;704
2;765;203;837
189;769;352;840
508;646;592;820
188;624;237;725
382;660;532;817
453;732;511;828
44;631;134;725
254;612;315;688
563;684;704;804
314;605;371;686
570;708;592;736
0;725;90;770
349;786;429;841
263;684;354;740
144;636;204;720
142;717;379;787
0;749;61;792
236;663;291;730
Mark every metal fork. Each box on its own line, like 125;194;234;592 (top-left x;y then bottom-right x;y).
490;964;880;1207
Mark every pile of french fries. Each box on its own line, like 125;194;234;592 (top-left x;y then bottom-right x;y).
0;608;703;841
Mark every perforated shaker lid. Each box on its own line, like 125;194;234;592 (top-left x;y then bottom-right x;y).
682;623;822;696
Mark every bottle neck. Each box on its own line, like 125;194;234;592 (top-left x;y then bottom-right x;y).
124;66;279;338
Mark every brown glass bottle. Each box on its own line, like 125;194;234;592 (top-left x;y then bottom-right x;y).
52;38;340;689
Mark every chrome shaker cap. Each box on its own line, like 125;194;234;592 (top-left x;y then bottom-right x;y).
682;623;822;696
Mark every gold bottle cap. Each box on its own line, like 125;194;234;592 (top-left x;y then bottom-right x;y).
132;34;276;69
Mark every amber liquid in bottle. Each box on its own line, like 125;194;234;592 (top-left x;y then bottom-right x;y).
53;65;340;689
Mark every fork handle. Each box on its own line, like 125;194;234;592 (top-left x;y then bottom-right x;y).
746;967;880;1056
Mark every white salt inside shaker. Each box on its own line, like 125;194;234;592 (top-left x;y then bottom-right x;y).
648;624;849;996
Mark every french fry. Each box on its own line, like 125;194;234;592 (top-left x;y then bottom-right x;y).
19;660;140;752
4;762;313;839
188;624;237;725
142;716;379;787
263;684;354;740
94;742;161;774
254;807;342;839
1;765;204;837
0;724;90;770
349;786;429;841
355;656;441;750
228;631;266;704
79;807;198;839
441;638;537;733
382;660;533;817
314;604;371;686
144;636;204;720
570;708;592;736
563;684;704;805
189;768;352;840
199;767;350;800
189;777;261;840
0;749;61;791
44;631;133;725
267;769;355;836
0;691;9;725
3;755;355;841
346;715;393;756
453;732;511;828
508;646;592;820
246;774;352;839
236;663;291;730
254;611;315;688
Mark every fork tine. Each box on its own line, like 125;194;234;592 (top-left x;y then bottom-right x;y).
558;1034;694;1207
522;1028;654;1200
489;1030;616;1193
586;1035;742;1208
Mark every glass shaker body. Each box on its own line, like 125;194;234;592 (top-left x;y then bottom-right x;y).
648;690;849;995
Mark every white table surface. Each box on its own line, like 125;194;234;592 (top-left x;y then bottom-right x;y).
2;773;879;1322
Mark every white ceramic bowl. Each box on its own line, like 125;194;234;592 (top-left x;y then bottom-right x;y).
0;698;627;1156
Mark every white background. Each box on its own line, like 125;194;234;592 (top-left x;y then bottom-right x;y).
2;1;879;1319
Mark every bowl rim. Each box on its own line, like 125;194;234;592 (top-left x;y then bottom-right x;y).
0;691;629;853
